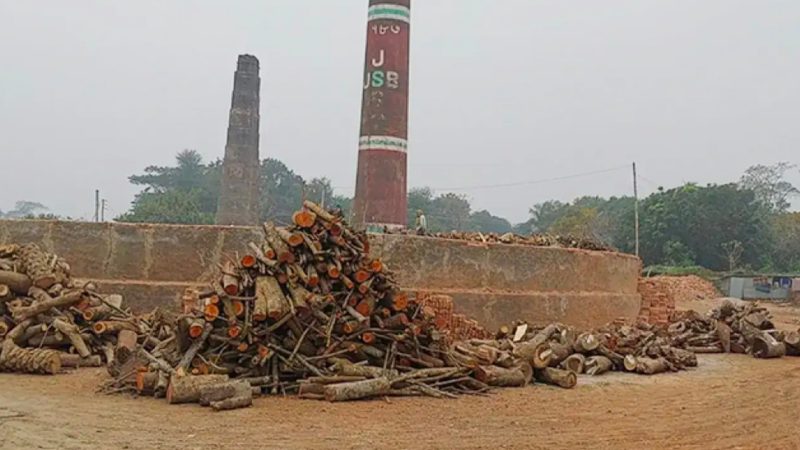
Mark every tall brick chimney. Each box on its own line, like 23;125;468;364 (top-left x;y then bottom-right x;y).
351;0;411;230
216;54;261;226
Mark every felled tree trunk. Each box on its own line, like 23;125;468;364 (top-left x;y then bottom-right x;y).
17;243;57;289
322;377;391;402
752;333;786;359
547;342;573;367
784;331;800;356
561;353;586;374
535;367;577;389
0;270;32;294
573;332;599;353
9;289;84;322
0;340;61;374
211;393;253;411
166;374;230;404
584;356;613;375
624;355;672;375
256;276;286;320
115;329;138;364
59;354;103;368
199;380;252;406
475;364;530;387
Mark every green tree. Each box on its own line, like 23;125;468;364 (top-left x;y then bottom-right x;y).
769;213;800;272
0;201;48;219
639;183;770;270
116;190;215;224
468;210;513;234
739;162;798;212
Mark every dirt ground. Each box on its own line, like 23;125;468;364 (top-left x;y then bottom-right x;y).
2;298;799;450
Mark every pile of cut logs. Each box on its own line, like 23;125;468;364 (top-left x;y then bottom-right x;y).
668;299;800;358
399;230;613;252
0;244;138;374
102;202;716;409
105;201;496;408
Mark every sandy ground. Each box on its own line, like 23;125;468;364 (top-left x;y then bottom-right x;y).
2;298;799;450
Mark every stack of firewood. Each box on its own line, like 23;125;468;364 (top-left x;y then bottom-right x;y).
105;201;501;407
396;230;613;252
668;299;800;358
0;244;139;374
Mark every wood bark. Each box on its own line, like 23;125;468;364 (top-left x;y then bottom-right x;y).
474;364;530;387
561;353;586;374
0;270;32;295
17;243;57;289
9;289;83;322
115;329;138;364
256;276;286;320
166;374;230;404
59;353;103;368
52;318;91;358
0;340;61;374
752;333;786;359
199;380;252;406
535;367;577;389
323;377;391;402
210;393;253;411
584;356;613;376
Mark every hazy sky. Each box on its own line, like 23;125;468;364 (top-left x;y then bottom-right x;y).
1;1;798;223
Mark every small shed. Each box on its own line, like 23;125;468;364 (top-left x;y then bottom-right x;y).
720;274;800;301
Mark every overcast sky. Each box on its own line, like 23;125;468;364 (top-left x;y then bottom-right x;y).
1;0;798;223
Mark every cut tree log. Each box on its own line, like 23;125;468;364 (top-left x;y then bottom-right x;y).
60;354;103;368
716;320;732;353
115;329;138;364
584;356;613;376
17;243;57;289
573;332;600;353
52;318;91;358
0;270;31;294
199;380;252;406
535;367;577;389
547;342;573;367
166;374;230;404
784;331;800;356
263;222;295;264
561;353;586;374
624;355;672;375
92;320;139;335
256;276;286;320
221;260;240;296
211;393;253;411
136;372;159;395
0;340;61;374
323;377;392;402
752;333;786;359
9;289;84;322
176;323;213;372
474;364;530;387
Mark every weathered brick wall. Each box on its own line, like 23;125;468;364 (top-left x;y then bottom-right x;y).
0;219;643;330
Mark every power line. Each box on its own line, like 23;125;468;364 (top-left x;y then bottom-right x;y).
330;164;631;194
429;165;630;192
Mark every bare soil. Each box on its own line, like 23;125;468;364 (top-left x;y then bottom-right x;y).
2;297;799;450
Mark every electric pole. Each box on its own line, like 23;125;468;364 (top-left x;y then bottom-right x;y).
101;199;107;222
94;190;100;222
633;162;640;257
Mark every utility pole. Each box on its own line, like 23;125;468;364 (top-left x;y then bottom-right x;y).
94;190;100;223
633;162;640;257
101;199;107;222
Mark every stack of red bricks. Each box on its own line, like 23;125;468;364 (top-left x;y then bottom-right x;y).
637;278;676;325
416;292;492;342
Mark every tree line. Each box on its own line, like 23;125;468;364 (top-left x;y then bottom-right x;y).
9;150;795;273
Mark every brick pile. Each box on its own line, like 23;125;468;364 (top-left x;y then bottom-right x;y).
416;292;491;341
638;275;720;325
638;278;676;325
